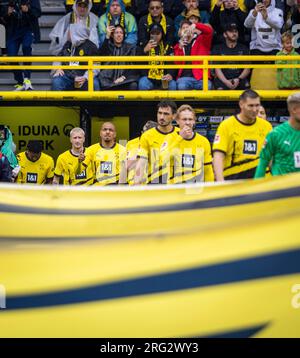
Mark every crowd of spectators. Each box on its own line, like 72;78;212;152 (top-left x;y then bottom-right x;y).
0;0;300;91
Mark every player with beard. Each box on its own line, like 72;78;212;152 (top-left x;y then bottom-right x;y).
134;101;179;184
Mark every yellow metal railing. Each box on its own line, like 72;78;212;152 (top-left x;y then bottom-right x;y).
0;55;300;100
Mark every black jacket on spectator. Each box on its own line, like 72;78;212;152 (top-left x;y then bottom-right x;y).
59;39;98;79
98;38;138;89
210;6;247;44
198;0;211;11
138;14;174;47
3;0;41;43
212;41;250;79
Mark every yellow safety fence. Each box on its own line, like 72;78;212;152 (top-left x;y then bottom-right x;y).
0;173;300;337
0;55;300;101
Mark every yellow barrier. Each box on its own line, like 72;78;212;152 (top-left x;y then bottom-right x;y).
0;55;300;101
0;173;300;337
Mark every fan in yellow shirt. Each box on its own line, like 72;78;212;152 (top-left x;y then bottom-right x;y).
16;140;54;184
160;104;214;184
81;122;127;185
53;127;94;185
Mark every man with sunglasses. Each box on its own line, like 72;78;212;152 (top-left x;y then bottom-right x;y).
138;0;174;47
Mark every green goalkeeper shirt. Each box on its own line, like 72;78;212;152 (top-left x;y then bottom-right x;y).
255;121;300;178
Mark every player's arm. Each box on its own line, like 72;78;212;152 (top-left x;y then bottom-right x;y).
134;157;148;185
53;155;63;185
254;132;275;179
46;157;55;184
134;134;149;185
119;160;127;184
203;139;214;182
212;122;229;182
212;151;225;181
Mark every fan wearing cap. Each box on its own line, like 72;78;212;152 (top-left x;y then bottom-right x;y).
174;18;213;90
64;0;105;16
49;0;99;56
138;0;174;48
16;141;54;184
210;0;247;44
211;23;250;90
138;23;177;90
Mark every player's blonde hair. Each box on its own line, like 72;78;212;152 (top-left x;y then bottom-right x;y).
70;127;85;137
176;104;196;120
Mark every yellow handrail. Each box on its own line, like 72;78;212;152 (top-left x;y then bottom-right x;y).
0;55;299;101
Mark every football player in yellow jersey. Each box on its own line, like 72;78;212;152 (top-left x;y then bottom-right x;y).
81;122;127;185
160;104;214;184
134;101;179;184
16;140;54;184
213;89;272;181
53;127;94;185
126;120;157;185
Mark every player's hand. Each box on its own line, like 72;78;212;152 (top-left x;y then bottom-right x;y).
179;125;193;139
78;151;85;163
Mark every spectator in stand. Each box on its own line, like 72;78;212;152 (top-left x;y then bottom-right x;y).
65;0;106;16
211;0;247;12
98;0;137;48
212;23;250;90
49;0;99;55
131;0;185;21
98;24;138;90
244;0;284;56
174;19;213;90
210;0;248;44
276;32;300;90
138;23;177;90
138;0;174;48
3;0;41;91
175;0;210;42
51;24;100;91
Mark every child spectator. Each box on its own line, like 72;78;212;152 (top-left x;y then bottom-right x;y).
276;32;300;89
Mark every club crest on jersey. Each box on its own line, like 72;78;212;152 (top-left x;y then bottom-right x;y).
243;140;257;155
26;172;38;183
100;161;113;174
182;154;195;168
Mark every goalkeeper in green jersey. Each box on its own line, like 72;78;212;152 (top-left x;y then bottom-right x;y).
255;93;300;178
